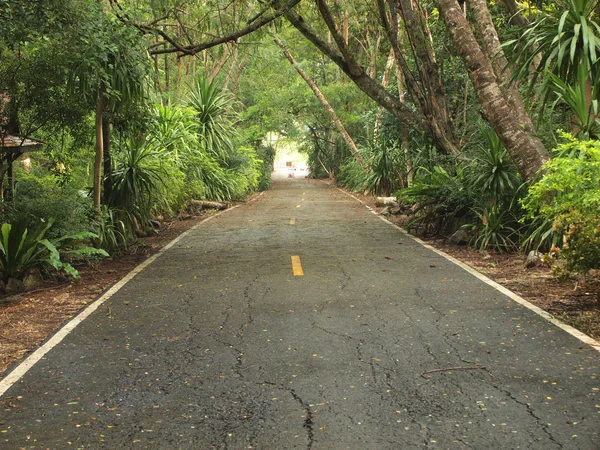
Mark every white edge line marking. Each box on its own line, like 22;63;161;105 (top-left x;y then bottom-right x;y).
334;185;600;353
0;194;264;397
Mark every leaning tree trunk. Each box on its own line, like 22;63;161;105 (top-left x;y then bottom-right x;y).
274;37;368;171
468;0;536;135
438;0;548;181
94;85;105;219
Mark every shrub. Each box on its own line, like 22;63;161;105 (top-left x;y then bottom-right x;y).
256;144;275;191
465;127;521;205
365;142;404;196
463;205;520;252
107;137;168;229
2;174;93;239
337;158;367;192
0;217;108;282
399;166;474;236
92;206;131;255
522;137;600;274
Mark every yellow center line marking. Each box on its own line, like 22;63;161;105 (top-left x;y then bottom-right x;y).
296;204;301;208
290;217;296;225
291;256;304;276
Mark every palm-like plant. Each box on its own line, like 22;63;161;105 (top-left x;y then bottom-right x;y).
188;78;238;164
507;0;600;86
467;128;521;204
107;138;167;229
465;205;520;252
151;104;197;160
547;63;600;138
365;141;404;195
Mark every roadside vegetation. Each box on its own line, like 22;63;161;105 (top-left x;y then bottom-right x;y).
0;0;598;332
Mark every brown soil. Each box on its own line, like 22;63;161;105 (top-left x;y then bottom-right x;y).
1;190;599;378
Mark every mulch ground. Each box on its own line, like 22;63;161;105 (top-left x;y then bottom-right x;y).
1;189;599;378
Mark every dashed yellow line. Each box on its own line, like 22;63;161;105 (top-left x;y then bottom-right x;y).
291;256;304;276
296;204;301;208
290;217;296;225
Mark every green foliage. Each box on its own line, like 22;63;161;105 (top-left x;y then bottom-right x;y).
400;166;474;236
107;137;168;228
365;142;404;196
464;205;520;252
522;137;600;273
506;0;600;87
188;78;238;163
92;206;131;255
465;128;522;204
2;174;93;239
0;217;107;282
337;158;367;192
256;144;275;191
546;65;600;138
521;215;563;252
67;2;151;111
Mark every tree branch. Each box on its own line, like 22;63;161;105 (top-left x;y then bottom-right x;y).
147;0;302;56
284;9;423;131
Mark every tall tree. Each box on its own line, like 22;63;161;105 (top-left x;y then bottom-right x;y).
437;0;549;180
274;36;368;171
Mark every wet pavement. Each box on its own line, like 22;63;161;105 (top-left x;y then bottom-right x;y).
1;177;599;449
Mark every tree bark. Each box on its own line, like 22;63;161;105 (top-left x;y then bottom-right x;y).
274;37;368;171
496;0;528;26
468;0;535;134
94;86;105;219
102;115;112;204
438;0;548;181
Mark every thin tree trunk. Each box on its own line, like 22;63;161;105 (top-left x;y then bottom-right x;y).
397;56;413;186
222;44;240;91
438;0;548;181
208;44;232;84
274;37;368;171
154;53;163;94
94;85;105;219
164;53;170;92
373;48;396;139
102;115;112;204
6;155;14;202
230;53;249;96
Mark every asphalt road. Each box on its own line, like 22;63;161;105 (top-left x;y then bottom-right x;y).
1;177;599;449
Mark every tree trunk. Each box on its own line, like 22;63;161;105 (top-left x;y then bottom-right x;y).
274;37;368;171
102;115;112;204
208;43;232;84
397;59;413;186
373;48;396;139
496;0;528;26
438;0;548;181
94;86;105;219
222;44;240;91
468;0;535;135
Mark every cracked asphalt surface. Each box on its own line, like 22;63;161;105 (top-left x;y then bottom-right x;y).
1;177;599;449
